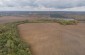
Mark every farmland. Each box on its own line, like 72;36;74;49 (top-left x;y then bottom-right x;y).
0;11;85;55
18;23;85;55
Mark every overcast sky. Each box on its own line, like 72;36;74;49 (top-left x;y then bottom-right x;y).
0;0;85;11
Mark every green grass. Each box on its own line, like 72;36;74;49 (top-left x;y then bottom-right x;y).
57;19;78;25
0;20;31;55
33;19;78;25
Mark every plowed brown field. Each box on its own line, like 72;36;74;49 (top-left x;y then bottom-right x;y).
18;23;85;55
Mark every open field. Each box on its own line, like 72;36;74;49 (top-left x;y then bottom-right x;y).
0;16;36;23
18;23;85;55
0;15;50;24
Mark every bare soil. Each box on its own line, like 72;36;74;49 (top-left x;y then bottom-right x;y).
0;15;50;24
0;16;27;23
18;23;85;55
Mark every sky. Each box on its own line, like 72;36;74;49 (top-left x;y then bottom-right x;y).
0;0;85;11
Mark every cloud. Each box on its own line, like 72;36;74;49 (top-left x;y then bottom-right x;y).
0;0;85;11
36;0;85;9
63;6;85;11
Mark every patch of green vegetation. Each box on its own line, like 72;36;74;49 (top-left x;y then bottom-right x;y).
57;20;78;25
33;19;59;23
0;20;31;55
33;19;78;25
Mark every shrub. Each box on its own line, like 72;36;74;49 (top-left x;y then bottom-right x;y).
57;20;78;25
0;20;31;55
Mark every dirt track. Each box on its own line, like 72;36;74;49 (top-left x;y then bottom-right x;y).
18;23;85;55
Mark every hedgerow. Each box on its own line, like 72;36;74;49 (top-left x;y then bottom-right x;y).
0;20;31;55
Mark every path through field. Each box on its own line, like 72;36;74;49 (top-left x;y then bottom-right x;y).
18;23;85;55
